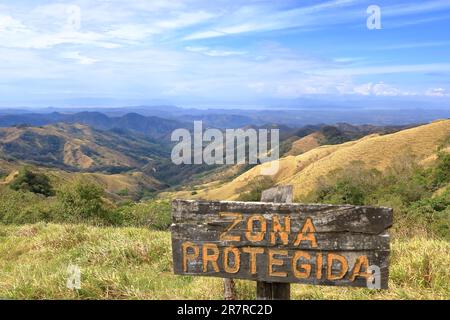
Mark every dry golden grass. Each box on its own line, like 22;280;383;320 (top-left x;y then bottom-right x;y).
193;120;450;200
50;170;161;196
287;132;323;156
0;165;161;198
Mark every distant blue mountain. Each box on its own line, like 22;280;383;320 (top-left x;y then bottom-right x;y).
0;111;187;140
0;106;449;129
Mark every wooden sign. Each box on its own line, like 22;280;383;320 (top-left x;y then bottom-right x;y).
171;199;392;289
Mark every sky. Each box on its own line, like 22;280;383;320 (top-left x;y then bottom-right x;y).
0;0;450;108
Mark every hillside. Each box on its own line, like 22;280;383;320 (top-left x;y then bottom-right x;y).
0;163;166;201
0;123;171;199
286;123;412;156
0;123;168;171
287;132;324;156
193;119;450;200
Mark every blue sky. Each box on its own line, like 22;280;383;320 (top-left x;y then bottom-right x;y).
0;0;450;108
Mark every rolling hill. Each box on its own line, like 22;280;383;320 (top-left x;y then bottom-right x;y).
190;119;450;200
0;123;168;171
0;123;172;199
286;123;412;156
287;132;324;156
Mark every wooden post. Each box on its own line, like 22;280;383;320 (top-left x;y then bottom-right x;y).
257;185;293;300
223;278;236;300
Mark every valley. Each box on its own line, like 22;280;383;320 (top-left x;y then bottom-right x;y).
0;111;417;200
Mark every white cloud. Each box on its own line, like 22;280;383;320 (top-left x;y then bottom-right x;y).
353;83;373;96
321;64;450;76
372;82;402;96
0;14;27;33
0;11;120;49
185;46;245;57
247;82;266;93
9;30;120;49
426;88;449;97
375;41;450;50
0;2;217;49
183;0;360;40
62;51;98;65
154;11;217;29
333;57;365;63
107;25;157;41
352;82;414;96
107;11;217;42
183;30;225;40
246;73;353;98
384;0;450;17
182;0;450;41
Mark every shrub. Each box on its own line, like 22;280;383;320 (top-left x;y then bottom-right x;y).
56;179;115;224
0;176;172;229
0;186;54;224
115;200;171;230
312;161;383;205
431;152;450;188
237;176;274;201
9;167;54;196
409;187;450;240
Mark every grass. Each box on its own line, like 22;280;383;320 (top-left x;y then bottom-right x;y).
0;223;448;300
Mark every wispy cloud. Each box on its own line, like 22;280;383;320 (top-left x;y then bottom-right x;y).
352;82;415;96
383;0;450;17
375;41;450;50
184;0;361;40
320;64;450;76
62;51;98;65
185;46;245;57
426;88;450;97
183;0;450;40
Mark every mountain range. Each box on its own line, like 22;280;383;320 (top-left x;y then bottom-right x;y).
0;109;448;201
1;106;450;128
0;112;186;140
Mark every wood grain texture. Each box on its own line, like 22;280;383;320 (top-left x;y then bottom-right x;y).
171;199;392;289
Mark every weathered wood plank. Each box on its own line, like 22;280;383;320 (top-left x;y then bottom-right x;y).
171;225;389;251
171;238;390;287
172;200;393;235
